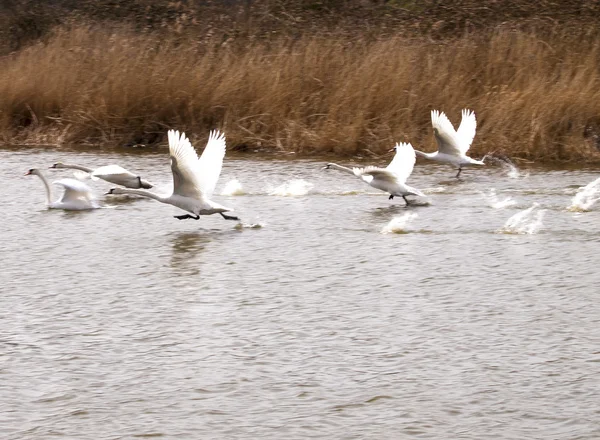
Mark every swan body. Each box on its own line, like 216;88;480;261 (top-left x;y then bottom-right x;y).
50;162;153;189
415;109;484;178
107;130;238;221
324;142;425;205
26;168;99;210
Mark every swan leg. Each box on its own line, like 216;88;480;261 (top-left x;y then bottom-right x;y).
220;212;239;221
402;195;411;206
174;214;200;220
455;167;462;179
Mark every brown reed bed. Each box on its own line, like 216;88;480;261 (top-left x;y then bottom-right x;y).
1;24;600;162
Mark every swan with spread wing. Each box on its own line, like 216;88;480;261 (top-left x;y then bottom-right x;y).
106;129;238;221
415;109;484;178
324;142;425;205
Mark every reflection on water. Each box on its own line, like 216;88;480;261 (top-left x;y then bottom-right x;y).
169;231;212;274
2;146;600;440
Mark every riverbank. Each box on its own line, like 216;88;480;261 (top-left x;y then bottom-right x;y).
2;2;600;162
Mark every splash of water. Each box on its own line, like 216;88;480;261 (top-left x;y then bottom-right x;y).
483;188;517;209
234;222;263;230
381;212;418;234
268;179;313;196
500;203;545;234
220;179;245;196
568;177;600;212
484;154;526;179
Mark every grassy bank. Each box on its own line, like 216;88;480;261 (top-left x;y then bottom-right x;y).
2;22;600;162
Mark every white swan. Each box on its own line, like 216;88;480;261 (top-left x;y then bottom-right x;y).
415;109;484;178
25;168;99;210
50;162;153;189
324;142;425;205
106;129;238;221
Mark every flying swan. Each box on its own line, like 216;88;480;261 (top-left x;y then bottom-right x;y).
50;163;153;189
26;168;100;210
106;129;239;221
324;142;425;205
415;109;484;178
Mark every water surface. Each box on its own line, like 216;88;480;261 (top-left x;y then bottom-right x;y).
1;146;599;439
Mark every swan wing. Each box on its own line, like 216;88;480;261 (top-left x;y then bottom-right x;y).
386;142;416;184
431;110;461;156
168;129;204;198
90;165;139;185
455;109;477;154
355;166;398;184
53;178;95;201
196;130;226;198
91;165;136;180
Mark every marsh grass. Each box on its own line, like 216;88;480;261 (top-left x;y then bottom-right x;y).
2;24;600;161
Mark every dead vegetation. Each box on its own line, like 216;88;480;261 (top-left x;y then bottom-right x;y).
1;1;600;162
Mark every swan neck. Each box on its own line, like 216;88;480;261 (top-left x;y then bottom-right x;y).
36;171;53;205
329;163;354;174
415;150;433;159
117;188;163;201
62;163;93;172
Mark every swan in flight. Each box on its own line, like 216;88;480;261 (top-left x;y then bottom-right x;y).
106;129;238;221
25;168;99;210
324;142;425;205
415;109;484;178
50;162;153;189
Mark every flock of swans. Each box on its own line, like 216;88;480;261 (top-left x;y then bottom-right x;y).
25;108;598;224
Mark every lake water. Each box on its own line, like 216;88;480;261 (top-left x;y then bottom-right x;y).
1;145;599;439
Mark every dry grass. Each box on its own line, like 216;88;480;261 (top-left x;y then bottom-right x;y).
1;24;600;162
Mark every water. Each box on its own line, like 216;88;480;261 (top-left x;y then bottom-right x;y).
1;146;599;439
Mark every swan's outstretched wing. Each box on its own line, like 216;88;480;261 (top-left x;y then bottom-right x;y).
455;109;477;154
90;165;136;181
168;130;203;198
386;142;416;183
354;166;398;184
168;129;226;199
53;178;95;202
431;110;461;156
196;130;226;198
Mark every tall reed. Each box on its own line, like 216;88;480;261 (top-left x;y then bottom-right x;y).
1;24;599;161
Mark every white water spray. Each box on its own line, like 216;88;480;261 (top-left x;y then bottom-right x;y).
483;188;517;209
220;179;245;196
381;212;419;234
568;177;600;212
268;179;313;196
500;203;545;234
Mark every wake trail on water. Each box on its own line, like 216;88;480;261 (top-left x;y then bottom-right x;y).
499;203;545;234
567;176;600;212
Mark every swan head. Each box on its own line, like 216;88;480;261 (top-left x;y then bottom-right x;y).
137;176;153;189
106;188;127;195
25;168;40;176
49;162;66;169
322;163;333;170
